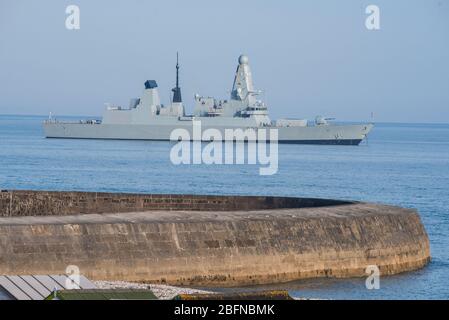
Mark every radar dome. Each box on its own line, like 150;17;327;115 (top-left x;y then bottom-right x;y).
238;55;249;65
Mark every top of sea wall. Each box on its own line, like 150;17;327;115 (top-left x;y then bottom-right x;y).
0;190;353;217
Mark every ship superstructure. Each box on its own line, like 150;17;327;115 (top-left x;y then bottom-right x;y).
43;54;373;145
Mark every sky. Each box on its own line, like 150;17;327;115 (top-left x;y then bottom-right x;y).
0;0;448;123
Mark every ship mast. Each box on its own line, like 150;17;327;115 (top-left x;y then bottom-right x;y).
172;52;182;103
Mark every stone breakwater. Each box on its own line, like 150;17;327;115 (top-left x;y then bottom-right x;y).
0;190;430;286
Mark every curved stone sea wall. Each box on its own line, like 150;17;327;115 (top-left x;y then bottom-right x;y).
0;190;430;286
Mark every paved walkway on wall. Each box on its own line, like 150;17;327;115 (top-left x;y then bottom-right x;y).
0;203;414;226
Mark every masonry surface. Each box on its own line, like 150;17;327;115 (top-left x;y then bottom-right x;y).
0;190;430;286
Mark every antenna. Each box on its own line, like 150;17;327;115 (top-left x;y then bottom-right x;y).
176;52;179;89
172;52;182;103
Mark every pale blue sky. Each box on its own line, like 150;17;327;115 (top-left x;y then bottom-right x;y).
0;0;448;122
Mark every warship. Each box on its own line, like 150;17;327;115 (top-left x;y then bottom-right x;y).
43;54;373;145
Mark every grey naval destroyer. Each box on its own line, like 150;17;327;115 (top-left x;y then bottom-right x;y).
43;54;373;145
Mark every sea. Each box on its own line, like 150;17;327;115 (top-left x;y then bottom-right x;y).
0;114;448;299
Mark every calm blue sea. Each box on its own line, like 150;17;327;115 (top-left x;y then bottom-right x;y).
1;114;448;299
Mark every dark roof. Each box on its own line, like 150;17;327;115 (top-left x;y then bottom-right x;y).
46;289;157;300
144;80;158;89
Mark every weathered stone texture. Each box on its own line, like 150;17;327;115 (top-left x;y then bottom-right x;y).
0;190;351;217
0;191;430;286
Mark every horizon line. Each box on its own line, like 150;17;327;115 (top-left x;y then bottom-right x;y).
0;113;448;126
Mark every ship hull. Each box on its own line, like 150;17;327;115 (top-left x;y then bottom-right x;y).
43;122;373;145
279;139;362;145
